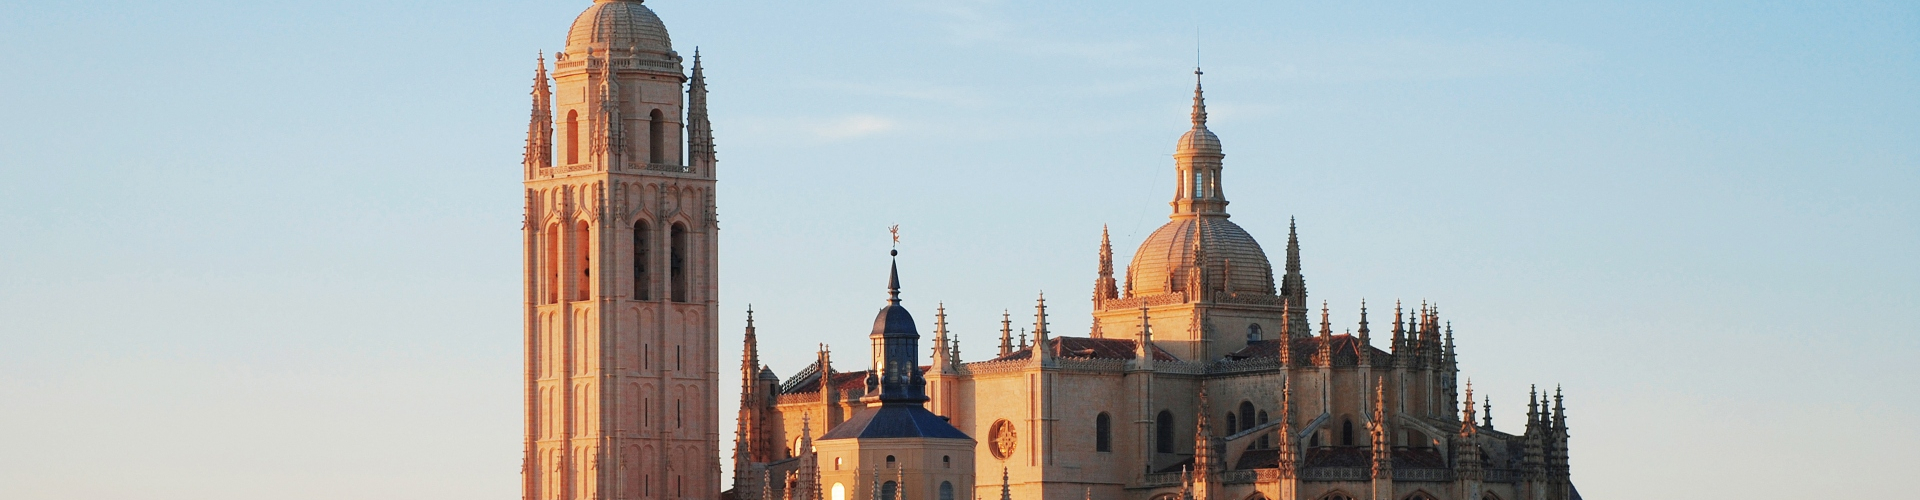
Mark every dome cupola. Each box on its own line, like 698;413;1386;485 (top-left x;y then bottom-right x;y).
565;0;681;72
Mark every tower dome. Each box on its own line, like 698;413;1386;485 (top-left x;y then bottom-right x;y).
565;0;680;71
1125;69;1275;297
1127;217;1274;296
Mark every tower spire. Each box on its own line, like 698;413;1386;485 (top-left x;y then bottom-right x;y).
1033;292;1051;363
998;311;1013;357
1093;225;1118;311
687;47;716;173
1191;67;1208;127
1170;68;1227;217
524;52;553;172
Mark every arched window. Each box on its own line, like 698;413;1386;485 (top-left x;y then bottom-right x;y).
833;457;842;470
565;110;579;165
939;481;955;500
1226;413;1238;434
1155;410;1174;453
1238;401;1256;435
1341;418;1354;446
545;224;560;304
669;223;688;302
881;481;897;500
1247;323;1262;341
885;455;896;468
831;483;845;500
575;221;591;300
633;220;651;300
648;109;666;164
942;455;951;468
1095;412;1112;452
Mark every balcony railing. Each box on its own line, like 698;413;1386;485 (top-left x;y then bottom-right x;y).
1393;468;1452;482
1299;467;1368;481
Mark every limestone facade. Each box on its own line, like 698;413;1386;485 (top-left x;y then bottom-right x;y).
730;73;1580;500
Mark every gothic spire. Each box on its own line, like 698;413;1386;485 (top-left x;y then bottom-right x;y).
931;302;952;373
524;52;553;171
1093;225;1118;308
998;310;1013;357
687;47;716;172
1193;383;1216;471
1357;299;1371;346
1033;292;1051;363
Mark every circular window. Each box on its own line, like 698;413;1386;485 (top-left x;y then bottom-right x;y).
988;419;1018;460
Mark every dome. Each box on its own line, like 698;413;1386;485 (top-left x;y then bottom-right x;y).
1177;126;1221;154
566;0;679;70
1127;216;1274;296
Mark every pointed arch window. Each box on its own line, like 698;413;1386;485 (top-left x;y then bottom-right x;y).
1247;324;1262;341
1155;410;1175;453
1226;413;1237;435
1095;412;1112;452
648;109;667;164
575;221;592;301
545;224;560;304
1238;401;1256;436
669;223;688;302
1341;418;1355;446
633;220;651;300
566;110;580;165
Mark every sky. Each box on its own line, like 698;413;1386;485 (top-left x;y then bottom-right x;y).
0;0;1914;498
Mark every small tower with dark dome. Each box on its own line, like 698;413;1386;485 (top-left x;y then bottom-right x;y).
814;251;975;500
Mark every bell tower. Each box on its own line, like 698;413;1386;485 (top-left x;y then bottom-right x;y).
523;2;721;500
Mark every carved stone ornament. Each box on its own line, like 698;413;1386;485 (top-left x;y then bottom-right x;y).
988;419;1018;460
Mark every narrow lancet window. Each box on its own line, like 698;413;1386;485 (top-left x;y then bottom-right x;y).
566;110;580;165
1095;412;1113;452
649;109;666;164
670;223;688;302
576;221;591;301
633;220;651;300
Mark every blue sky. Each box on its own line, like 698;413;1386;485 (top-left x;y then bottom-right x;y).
0;1;1914;498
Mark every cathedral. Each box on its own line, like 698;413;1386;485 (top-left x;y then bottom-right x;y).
518;2;1578;500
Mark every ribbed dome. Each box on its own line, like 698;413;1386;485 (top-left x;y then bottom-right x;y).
1127;216;1274;296
566;0;679;70
1177;126;1222;154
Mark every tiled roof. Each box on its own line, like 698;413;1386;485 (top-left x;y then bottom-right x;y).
1301;447;1369;468
988;336;1180;363
818;405;970;441
1226;335;1391;367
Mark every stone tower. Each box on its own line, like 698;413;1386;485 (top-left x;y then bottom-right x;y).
522;1;721;500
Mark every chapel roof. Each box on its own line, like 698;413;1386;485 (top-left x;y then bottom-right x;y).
988;336;1180;363
818;405;971;441
1226;335;1392;367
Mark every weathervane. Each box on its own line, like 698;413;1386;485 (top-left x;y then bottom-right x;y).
889;224;901;249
